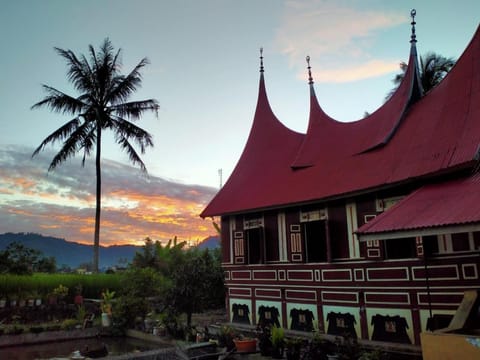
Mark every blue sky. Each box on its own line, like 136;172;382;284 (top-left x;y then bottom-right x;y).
0;0;478;245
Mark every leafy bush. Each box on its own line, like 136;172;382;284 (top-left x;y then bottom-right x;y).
61;318;79;330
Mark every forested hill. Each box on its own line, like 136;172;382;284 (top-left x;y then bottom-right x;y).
0;233;220;270
0;232;139;270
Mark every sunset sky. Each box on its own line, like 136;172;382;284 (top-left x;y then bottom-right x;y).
1;1;479;246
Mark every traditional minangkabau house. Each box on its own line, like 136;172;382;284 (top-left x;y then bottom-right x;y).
201;12;480;346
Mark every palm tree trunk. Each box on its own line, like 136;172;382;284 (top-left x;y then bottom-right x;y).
93;124;102;273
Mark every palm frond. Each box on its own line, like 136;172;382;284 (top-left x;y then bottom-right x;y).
31;85;87;114
55;47;96;95
108;57;149;104
116;135;148;172
111;116;153;153
31;117;81;158
110;99;159;121
44;121;94;170
81;126;97;166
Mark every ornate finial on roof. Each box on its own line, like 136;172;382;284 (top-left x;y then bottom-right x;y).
306;55;314;85
410;9;417;44
260;47;264;73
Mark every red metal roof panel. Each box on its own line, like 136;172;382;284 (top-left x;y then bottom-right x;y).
357;173;480;235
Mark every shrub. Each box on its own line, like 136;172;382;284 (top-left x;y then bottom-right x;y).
61;318;79;330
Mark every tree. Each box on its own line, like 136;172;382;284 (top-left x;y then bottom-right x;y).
386;52;455;100
165;247;225;327
31;39;159;272
132;236;186;274
0;242;55;274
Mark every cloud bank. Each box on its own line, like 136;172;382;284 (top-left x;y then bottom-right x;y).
0;145;217;246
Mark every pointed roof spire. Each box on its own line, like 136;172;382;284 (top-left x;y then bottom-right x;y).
306;55;314;85
410;9;417;44
260;47;264;73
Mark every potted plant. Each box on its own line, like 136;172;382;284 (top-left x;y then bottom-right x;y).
217;325;236;351
270;324;285;359
233;334;257;353
0;292;6;308
74;284;83;305
53;284;69;305
100;289;115;327
285;337;303;360
256;323;273;356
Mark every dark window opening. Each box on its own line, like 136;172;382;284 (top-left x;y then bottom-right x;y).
303;220;327;262
384;238;416;259
423;235;439;256
246;228;264;264
452;233;470;251
264;226;279;262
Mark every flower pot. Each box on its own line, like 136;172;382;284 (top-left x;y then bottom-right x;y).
272;347;284;359
234;338;257;353
101;312;111;327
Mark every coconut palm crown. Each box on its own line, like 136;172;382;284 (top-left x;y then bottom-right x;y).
32;38;159;272
386;52;455;100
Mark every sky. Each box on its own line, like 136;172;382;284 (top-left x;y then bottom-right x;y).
0;0;479;246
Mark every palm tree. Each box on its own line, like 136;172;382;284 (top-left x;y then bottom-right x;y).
32;39;159;272
386;52;455;100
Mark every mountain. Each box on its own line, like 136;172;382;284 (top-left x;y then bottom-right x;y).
0;232;140;270
0;232;219;270
196;235;220;249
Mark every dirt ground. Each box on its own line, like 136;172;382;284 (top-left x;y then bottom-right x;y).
191;308;228;328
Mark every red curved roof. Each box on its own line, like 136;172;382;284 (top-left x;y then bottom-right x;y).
201;25;480;218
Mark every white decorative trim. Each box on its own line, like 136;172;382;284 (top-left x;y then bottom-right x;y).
235;257;244;264
278;212;287;262
244;217;264;229
278;270;286;281
367;248;381;258
255;288;281;299
231;270;251;280
366;267;409;281
292;253;303;262
290;224;301;232
417;292;464;306
314;269;321;282
354;269;364;282
285;289;317;302
300;209;327;222
229;287;252;297
412;265;459;281
321;291;358;304
462;263;478;280
253;270;277;281
346;202;360;259
321;269;352;282
364;292;411;306
287;270;313;281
